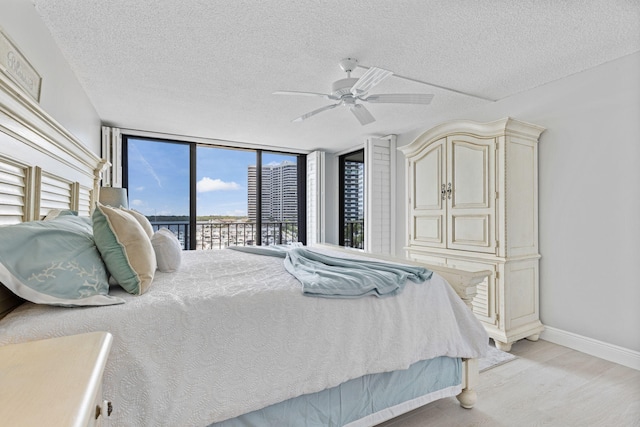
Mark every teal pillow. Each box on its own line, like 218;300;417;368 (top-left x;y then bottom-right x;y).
0;216;124;307
92;203;156;295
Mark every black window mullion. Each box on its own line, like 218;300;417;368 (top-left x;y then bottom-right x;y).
256;150;262;246
297;154;307;245
121;136;129;191
189;144;197;250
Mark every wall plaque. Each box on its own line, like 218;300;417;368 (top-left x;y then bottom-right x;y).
0;29;42;102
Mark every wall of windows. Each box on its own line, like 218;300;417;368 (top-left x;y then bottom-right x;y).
123;136;306;249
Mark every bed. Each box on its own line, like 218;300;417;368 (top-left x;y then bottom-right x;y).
0;70;490;426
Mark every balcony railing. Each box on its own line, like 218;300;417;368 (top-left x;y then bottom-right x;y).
151;221;190;250
343;220;364;249
150;221;298;250
149;220;363;250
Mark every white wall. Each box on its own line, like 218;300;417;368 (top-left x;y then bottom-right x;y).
395;52;640;354
0;0;101;153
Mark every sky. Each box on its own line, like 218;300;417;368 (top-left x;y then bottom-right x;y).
127;138;297;218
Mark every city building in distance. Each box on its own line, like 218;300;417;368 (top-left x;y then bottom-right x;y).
247;160;298;223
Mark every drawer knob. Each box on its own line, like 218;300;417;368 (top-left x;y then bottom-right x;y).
95;400;113;419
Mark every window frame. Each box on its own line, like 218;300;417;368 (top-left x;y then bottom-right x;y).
122;135;306;249
338;149;364;248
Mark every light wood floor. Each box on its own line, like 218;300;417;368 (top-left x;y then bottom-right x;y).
377;339;640;427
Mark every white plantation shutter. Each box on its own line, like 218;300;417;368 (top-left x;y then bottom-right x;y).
0;157;29;224
364;135;396;255
77;184;92;216
36;170;74;218
101;126;123;187
306;150;325;245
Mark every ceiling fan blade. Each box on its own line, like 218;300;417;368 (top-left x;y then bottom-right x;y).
292;103;340;122
362;93;434;104
350;104;376;126
350;67;393;96
274;90;338;100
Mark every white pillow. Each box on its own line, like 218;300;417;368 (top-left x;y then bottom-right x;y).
151;228;182;273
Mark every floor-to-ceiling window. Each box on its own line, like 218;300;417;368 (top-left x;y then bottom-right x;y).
338;149;364;249
123;136;306;249
196;146;256;249
259;152;299;245
124;138;192;248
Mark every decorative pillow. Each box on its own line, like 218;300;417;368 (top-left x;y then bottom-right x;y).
92;203;156;295
0;216;124;306
151;228;182;272
43;209;78;220
121;208;154;239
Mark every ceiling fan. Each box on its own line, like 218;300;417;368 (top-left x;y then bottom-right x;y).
274;58;434;126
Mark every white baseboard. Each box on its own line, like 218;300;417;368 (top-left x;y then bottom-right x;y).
541;326;640;371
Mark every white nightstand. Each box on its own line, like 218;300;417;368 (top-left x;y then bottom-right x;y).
0;331;113;427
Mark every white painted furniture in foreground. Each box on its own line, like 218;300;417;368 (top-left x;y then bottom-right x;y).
400;118;545;351
0;332;113;426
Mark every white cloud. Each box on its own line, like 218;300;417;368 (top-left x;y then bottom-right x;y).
131;199;145;207
135;186;145;191
197;177;240;193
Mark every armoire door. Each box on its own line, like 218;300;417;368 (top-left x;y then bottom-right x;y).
409;137;446;248
446;135;496;254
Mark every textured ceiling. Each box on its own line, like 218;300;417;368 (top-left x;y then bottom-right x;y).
32;0;640;153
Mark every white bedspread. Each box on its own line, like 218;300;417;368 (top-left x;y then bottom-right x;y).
0;248;488;426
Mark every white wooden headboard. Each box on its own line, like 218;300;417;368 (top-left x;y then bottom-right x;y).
0;72;106;317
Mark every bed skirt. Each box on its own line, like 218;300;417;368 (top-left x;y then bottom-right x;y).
211;356;462;427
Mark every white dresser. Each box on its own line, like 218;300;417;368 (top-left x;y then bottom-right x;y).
0;331;113;426
400;118;545;351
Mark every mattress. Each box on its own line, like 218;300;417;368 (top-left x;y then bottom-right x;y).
0;247;488;426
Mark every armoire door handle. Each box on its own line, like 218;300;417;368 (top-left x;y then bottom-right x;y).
441;184;446;200
447;183;452;199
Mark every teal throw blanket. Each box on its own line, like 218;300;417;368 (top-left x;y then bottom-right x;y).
229;245;432;298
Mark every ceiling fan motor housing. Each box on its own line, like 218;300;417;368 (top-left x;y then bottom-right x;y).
332;77;359;97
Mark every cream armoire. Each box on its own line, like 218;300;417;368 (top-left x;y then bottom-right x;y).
399;118;545;351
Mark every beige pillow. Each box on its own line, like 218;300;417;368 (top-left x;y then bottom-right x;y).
92;203;156;295
121;207;154;239
151;228;182;272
